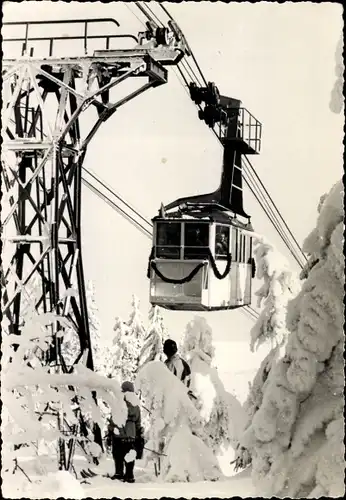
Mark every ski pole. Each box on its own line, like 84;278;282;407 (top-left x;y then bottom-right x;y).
143;446;167;457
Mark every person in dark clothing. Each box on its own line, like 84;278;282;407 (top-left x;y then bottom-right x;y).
108;381;142;483
163;339;191;388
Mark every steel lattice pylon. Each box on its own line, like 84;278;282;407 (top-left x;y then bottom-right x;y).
1;17;184;469
2;21;171;361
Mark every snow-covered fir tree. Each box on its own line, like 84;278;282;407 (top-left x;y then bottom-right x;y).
110;295;147;383
108;317;130;379
86;280;103;370
235;180;344;498
249;242;300;352
60;281;102;370
180;316;246;454
234;239;300;470
127;294;147;346
138;305;168;370
135;360;222;482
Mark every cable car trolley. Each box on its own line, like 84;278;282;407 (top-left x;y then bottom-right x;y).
148;83;262;311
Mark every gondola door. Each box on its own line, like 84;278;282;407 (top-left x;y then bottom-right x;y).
230;226;247;306
244;234;253;304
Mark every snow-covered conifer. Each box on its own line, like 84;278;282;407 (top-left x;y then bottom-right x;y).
235;180;344;497
249;242;300;352
110;296;146;382
109;316;132;380
59;282;102;370
86;280;103;370
138;305;168;370
127;295;147;345
180;315;215;361
234;239;300;469
135;360;222;482
181;316;246;454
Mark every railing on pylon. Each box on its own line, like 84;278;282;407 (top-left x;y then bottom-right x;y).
3;18;138;57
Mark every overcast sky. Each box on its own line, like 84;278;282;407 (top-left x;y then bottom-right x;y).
3;1;343;346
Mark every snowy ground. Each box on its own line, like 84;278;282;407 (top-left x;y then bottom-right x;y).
3;454;256;499
83;465;256;499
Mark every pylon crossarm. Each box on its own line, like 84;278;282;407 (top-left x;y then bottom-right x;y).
3;141;51;150
82;79;155;149
84;61;145;102
3;48;180;67
58;63;145;144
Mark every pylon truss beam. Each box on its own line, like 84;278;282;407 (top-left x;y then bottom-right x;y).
3;47;182;68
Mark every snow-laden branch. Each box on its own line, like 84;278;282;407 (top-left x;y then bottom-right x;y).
5;366;120;393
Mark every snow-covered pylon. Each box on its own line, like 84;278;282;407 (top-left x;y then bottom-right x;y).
250;242;300;352
137;306;168;370
235;180;345;498
135;360;222;482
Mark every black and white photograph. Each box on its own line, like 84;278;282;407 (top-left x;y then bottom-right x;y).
1;1;344;498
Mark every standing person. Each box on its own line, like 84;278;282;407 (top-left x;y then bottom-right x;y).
163;339;191;388
107;381;142;483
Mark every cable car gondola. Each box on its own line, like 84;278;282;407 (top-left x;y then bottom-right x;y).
148;84;262;311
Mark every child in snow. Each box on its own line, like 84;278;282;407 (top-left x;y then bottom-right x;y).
107;381;142;483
